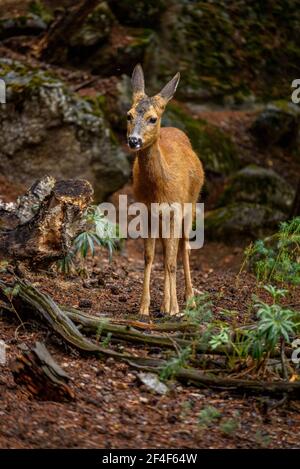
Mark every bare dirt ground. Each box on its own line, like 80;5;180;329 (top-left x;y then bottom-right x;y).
1;234;300;449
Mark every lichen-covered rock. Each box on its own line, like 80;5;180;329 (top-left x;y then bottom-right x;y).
250;104;300;148
0;59;130;201
219;165;295;213
141;1;300;101
205;203;285;241
86;27;155;76
28;1;54;25
108;0;167;27
100;74;132;132
0;13;47;39
162;103;238;175
68;2;114;48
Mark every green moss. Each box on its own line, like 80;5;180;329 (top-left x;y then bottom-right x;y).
108;0;167;27
0;59;58;106
28;1;53;24
69;2;114;47
205;202;285;241
163;103;238;174
219;165;295;212
152;1;300;101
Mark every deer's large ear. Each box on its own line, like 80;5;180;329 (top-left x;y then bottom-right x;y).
131;64;145;100
158;72;180;103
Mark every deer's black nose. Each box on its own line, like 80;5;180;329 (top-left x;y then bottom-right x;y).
128;136;142;149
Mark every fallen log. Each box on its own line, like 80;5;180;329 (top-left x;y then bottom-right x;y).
63;306;287;358
1;279;300;398
172;368;300;398
0;177;93;268
11;341;75;401
64;306;227;355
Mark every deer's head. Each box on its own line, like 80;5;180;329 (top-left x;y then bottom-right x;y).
127;64;180;151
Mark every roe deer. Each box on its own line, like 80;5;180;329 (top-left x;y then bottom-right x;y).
127;64;204;316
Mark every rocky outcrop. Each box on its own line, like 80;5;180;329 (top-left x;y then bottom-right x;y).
0;59;130;201
0;14;47;40
219;165;295;213
206;165;295;241
67;2;114;48
205;203;285;241
250;104;300;149
107;0;167;27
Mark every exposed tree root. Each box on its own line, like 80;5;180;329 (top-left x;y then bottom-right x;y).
1;278;300;398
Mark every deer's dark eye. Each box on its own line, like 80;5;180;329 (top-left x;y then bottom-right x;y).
127;113;133;121
149;117;157;124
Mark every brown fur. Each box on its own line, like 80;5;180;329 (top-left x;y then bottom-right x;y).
128;65;204;315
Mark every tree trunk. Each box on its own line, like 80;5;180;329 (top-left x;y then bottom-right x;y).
0;177;93;268
35;0;100;63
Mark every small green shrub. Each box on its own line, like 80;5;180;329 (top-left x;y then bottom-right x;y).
241;286;298;360
219;418;239;436
184;293;213;324
190;285;300;366
57;205;121;275
198;406;222;427
160;347;191;381
242;217;300;284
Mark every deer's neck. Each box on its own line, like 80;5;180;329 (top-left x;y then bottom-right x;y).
137;136;167;181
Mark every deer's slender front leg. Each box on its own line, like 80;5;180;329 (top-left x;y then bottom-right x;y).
160;238;170;313
139;237;156;316
163;237;179;316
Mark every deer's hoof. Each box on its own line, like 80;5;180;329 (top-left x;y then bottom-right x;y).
185;296;196;309
169;306;180;316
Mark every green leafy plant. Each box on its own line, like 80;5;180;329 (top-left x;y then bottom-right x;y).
160;347;191;381
198;406;221;427
241;217;300;284
237;285;299;361
254;430;271;447
263;284;288;303
184;293;213;324
101;332;112;348
219;418;239;436
206;285;300;367
209;325;231;350
252;286;298;353
58;205;122;275
184;294;241;361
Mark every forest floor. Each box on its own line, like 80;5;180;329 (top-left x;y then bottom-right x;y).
1;231;300;449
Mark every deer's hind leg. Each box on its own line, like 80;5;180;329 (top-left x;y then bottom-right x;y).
181;237;194;304
161;236;180;316
181;213;195;308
